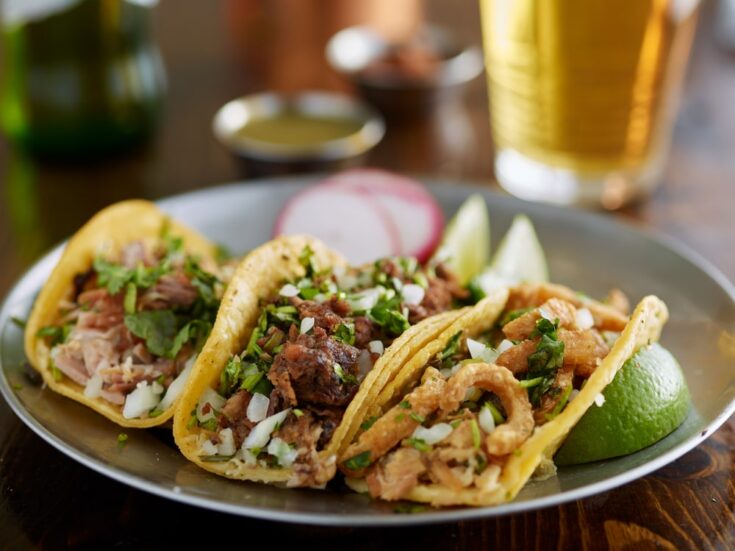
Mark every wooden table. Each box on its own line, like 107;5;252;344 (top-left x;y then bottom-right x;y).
0;1;733;548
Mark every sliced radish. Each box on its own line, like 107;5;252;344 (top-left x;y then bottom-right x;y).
322;169;445;262
274;169;444;263
273;184;398;264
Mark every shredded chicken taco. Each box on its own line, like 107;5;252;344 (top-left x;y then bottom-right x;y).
173;235;485;488
24;200;226;428
339;283;669;506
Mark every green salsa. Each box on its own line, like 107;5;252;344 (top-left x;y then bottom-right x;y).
235;112;363;146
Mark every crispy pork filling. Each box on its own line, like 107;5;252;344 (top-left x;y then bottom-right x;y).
192;246;466;487
37;233;223;419
339;285;630;502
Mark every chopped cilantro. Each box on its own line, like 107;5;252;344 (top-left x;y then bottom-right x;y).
199;418;218;432
369;296;410;336
12;383;22;391
474;453;488;474
124;310;178;358
409;412;425;424
293;408;304;417
470;419;481;449
483;401;505;424
440;331;463;361
124;282;137;314
333;323;356;345
395;413;406;422
399;400;411;409
342;450;372;471
519;376;544;389
220;357;243;395
333;363;357;384
360;416;378;431
50;362;63;381
117;433;128;448
10;316;26;329
184;257;220;306
214;244;232;264
466;278;486;303
545;384;574;421
186;409;197;429
500;307;533;327
526;318;565;406
36;324;71;346
403;437;431;453
298;245;317;277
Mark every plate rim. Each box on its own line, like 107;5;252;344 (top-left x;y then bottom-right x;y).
1;177;734;526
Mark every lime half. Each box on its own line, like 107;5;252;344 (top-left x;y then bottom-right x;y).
475;214;548;294
433;194;491;285
555;343;691;466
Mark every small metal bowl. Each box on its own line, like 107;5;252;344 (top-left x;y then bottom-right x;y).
326;24;484;116
212;91;386;177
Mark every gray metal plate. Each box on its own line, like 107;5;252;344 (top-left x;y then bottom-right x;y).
1;178;733;525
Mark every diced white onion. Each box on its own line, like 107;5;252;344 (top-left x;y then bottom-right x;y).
368;340;384;355
196;387;226;423
201;439;218;455
575;308;594;330
392;277;404;291
123;381;163;419
246;392;270;423
401;284;425;306
479;406;496;434
497;339;514;354
152;381;164;394
159;354;196;411
84;374;103;399
267;437;299;468
300;317;315;334
279;284;299;297
467;338;499;363
243;408;290;451
538;307;553;321
237;448;257;466
594;393;606;407
217;428;236;456
569;389;580;403
347;288;381;311
411;423;453;445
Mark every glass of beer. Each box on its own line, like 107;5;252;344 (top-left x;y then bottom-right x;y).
480;0;700;208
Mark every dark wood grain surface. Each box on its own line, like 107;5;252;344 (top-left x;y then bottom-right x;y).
0;1;733;549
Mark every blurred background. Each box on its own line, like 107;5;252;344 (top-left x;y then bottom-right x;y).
1;0;734;293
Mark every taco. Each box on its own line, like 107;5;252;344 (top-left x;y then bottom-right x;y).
24;200;226;428
339;283;669;506
172;235;493;488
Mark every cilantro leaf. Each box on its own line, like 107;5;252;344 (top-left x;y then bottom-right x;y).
333;322;356;345
124;310;178;358
526;317;565;406
440;331;463;361
342;450;372;471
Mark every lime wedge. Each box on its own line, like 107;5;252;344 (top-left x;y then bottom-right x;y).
433;194;491;285
475;214;548;293
555;343;691;465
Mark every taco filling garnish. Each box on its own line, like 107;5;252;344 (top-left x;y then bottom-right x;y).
339;283;668;506
181;240;468;487
24;200;225;427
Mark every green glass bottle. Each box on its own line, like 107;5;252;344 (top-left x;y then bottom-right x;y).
1;0;165;158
